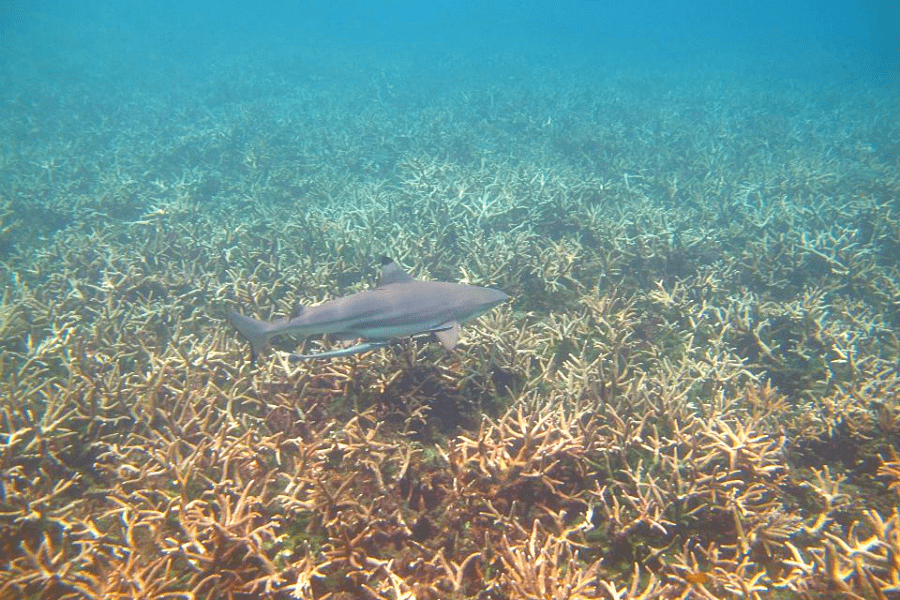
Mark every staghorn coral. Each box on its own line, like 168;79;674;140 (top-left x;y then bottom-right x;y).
1;50;899;600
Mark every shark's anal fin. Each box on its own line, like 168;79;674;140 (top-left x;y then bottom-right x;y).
434;321;460;350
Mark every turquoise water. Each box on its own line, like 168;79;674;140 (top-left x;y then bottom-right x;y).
1;2;898;598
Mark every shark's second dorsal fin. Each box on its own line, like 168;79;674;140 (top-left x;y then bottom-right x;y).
379;257;414;286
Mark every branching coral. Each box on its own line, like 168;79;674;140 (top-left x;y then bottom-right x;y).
1;52;898;600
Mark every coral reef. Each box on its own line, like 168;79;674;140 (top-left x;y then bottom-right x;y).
1;54;899;600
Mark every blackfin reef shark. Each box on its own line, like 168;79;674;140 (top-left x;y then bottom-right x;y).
226;257;509;361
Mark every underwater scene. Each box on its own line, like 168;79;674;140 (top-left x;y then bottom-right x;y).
1;1;898;598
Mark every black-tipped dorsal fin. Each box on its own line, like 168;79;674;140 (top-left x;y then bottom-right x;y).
378;257;414;286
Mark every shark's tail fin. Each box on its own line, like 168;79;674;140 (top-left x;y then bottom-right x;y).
226;308;273;362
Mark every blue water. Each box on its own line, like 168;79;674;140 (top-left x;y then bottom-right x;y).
2;0;895;92
0;0;894;264
2;3;900;597
0;0;896;248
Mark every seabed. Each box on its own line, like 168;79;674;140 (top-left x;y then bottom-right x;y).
0;53;899;600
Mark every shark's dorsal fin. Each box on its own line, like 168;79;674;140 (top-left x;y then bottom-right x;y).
379;257;414;286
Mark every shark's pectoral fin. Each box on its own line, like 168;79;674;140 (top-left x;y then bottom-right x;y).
434;321;460;350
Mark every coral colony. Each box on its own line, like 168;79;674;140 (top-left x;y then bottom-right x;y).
1;63;899;599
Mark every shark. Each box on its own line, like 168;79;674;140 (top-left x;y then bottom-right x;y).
226;257;509;361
